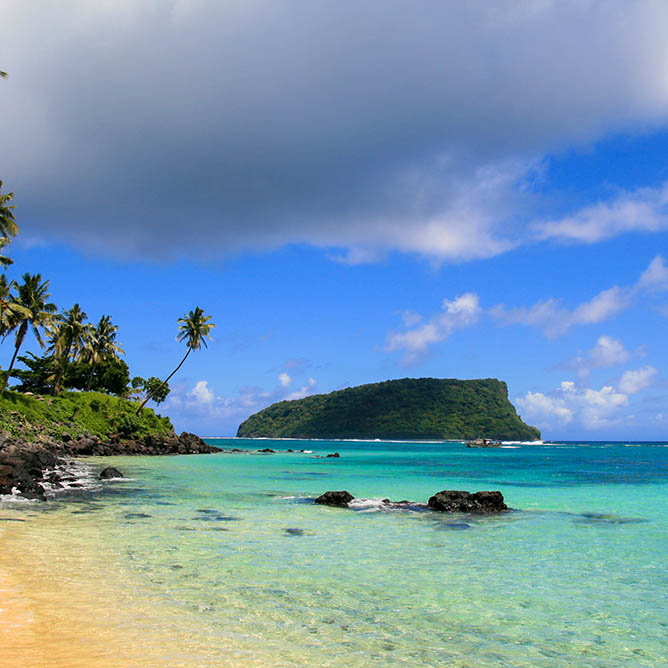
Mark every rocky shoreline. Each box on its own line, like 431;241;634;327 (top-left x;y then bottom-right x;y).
0;431;220;500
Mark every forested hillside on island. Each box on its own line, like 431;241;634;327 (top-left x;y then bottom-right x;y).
237;378;541;440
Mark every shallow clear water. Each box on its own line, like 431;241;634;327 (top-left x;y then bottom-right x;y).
2;440;668;667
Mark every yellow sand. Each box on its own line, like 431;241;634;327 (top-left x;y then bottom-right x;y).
0;509;254;668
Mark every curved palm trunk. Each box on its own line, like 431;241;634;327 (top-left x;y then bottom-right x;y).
3;322;27;391
137;347;191;413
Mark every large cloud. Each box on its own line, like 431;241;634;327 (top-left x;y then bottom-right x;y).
4;1;668;260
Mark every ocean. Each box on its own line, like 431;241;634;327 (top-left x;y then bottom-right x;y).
1;439;667;667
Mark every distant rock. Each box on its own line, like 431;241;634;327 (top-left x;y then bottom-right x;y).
99;466;124;479
326;452;340;458
258;448;276;453
427;490;507;514
314;490;354;507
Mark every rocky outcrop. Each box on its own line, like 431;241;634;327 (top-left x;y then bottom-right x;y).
53;431;220;457
99;466;124;479
0;439;58;500
314;490;354;507
312;489;508;514
0;430;220;501
427;490;507;514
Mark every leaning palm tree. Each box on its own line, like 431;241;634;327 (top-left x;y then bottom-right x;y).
49;303;94;394
0;181;18;241
2;273;57;390
83;315;125;390
137;306;214;412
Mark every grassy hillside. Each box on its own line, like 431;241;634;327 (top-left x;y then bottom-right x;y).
0;390;173;441
237;377;540;440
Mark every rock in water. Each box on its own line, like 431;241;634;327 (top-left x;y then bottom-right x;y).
427;490;507;514
315;490;354;507
99;466;124;479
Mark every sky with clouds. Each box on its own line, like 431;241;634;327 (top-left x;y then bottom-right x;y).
2;0;668;438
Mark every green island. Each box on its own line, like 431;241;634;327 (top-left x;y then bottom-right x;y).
237;377;541;441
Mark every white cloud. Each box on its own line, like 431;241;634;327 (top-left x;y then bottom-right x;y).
571;287;629;325
516;391;574;424
491;286;628;338
189;380;214;405
637;255;668;291
618;366;657;395
398;310;423;327
518;364;658;432
565;335;631;379
164;375;319;434
278;372;292;387
386;293;481;364
491;253;668;338
588;335;630;369
286;377;317;400
517;382;629;430
534;183;668;244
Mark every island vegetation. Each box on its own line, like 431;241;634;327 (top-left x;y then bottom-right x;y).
0;172;219;499
237;377;541;441
0;178;214;419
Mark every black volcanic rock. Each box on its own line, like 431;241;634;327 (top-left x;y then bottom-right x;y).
315;490;354;507
427;490;507;514
99;466;124;479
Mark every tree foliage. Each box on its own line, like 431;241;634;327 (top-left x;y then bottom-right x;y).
10;354;131;396
131;376;170;404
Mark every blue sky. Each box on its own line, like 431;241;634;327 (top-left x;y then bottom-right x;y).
2;1;668;439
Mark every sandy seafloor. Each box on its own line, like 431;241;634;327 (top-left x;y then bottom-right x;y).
1;438;667;667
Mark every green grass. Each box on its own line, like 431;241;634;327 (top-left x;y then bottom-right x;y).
0;390;173;441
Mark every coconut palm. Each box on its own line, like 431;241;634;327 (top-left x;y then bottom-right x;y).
2;273;57;390
49;304;94;393
0;181;18;241
83;315;125;390
137;306;214;411
0;238;13;269
0;275;29;339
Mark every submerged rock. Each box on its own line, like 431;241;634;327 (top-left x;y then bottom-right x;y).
427;490;507;514
99;466;124;479
314;490;354;507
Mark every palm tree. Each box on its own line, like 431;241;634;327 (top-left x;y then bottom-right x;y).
137;306;214;412
2;273;57;390
0;238;14;269
0;274;15;335
0;181;18;241
84;315;125;390
0;275;29;338
49;304;94;393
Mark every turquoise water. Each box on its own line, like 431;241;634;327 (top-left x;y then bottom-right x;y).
4;440;668;667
